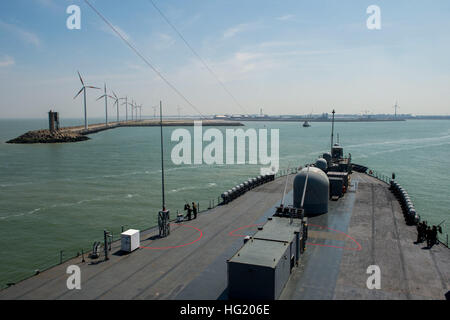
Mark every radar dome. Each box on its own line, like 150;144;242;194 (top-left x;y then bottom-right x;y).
315;158;328;171
322;152;332;164
293;167;329;215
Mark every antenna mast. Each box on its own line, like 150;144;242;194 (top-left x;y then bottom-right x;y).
104;84;108;126
160;101;166;210
331;109;335;153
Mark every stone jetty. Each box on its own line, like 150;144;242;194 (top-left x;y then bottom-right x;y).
6;129;89;144
6;119;243;144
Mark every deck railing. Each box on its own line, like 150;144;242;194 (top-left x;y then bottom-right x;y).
3;166;447;290
366;169;449;248
2;167;300;290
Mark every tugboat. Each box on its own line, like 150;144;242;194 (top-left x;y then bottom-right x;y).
302;120;311;127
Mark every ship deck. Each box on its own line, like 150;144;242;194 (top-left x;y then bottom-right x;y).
1;173;449;300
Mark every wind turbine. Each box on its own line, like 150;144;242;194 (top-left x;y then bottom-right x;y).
110;91;120;123
131;100;137;121
137;104;143;121
393;101;400;119
129;100;134;121
119;96;129;122
177;105;182;119
127;100;135;122
362;109;370;118
74;71;100;130
152;105;158;119
96;83;113;126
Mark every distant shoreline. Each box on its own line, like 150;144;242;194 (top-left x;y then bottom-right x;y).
237;118;407;122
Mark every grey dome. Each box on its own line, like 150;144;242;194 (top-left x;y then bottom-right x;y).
315;158;328;171
293;167;329;215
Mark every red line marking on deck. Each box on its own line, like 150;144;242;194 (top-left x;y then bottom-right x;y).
229;224;264;237
140;224;203;250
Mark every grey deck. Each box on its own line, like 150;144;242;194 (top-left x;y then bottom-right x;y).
280;173;450;300
0;173;448;300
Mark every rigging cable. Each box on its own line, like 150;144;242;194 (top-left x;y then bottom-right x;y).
83;0;206;118
148;0;248;115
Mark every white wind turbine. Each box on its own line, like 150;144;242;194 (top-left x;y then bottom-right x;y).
131;100;136;121
135;104;143;121
110;91;120;123
393;101;400;119
125;99;135;122
74;71;101;130
134;102;140;121
138;105;143;121
135;102;139;121
96;83;113;126
119;96;129;122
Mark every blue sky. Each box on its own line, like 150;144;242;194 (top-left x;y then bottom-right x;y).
0;0;449;118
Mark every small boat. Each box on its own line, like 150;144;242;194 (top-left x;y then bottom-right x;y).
303;121;311;127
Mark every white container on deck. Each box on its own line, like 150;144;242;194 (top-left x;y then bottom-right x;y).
121;229;140;252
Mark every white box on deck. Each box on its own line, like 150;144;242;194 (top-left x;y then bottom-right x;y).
121;229;140;252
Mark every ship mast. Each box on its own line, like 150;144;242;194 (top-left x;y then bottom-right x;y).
160;100;165;210
331;109;335;153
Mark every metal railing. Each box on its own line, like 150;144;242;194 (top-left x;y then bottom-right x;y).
366;169;449;248
0;166;312;290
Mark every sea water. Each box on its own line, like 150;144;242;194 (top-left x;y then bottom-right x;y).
0;118;448;287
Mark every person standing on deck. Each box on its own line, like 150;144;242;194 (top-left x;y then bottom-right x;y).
192;202;197;219
431;226;438;247
426;226;433;248
416;222;424;243
186;204;192;221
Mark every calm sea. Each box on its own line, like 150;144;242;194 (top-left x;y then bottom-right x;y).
0;118;449;287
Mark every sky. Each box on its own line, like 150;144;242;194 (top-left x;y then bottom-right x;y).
0;0;449;118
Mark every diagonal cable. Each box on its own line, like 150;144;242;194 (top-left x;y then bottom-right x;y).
83;0;206;118
148;0;248;115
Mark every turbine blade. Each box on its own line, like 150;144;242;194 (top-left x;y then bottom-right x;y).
96;95;106;101
77;71;84;86
87;86;101;90
74;87;84;99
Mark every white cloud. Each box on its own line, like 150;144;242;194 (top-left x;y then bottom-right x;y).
0;20;41;47
258;41;302;48
223;23;253;38
100;24;131;42
234;52;264;62
0;55;15;67
276;14;295;21
157;33;175;46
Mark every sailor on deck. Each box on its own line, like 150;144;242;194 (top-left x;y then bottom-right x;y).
426;226;434;248
185;203;192;221
192;202;198;219
416;221;427;244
